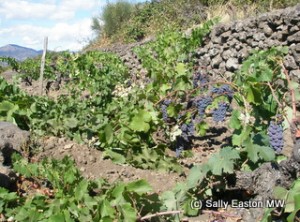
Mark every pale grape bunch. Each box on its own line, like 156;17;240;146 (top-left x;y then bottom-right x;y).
268;121;284;152
212;102;229;122
161;99;171;121
194;96;212;117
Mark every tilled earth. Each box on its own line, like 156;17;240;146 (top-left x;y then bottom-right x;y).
34;136;185;193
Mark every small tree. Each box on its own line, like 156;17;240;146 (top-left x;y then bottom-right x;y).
91;16;102;35
101;0;133;37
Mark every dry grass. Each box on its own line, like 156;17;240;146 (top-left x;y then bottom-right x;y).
206;0;260;23
84;35;113;51
87;0;297;50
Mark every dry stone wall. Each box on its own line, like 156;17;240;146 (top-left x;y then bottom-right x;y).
194;4;300;79
97;5;300;83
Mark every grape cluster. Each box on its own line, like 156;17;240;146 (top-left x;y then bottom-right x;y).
193;72;208;88
267;121;284;152
211;84;234;98
194;96;212;117
181;122;195;141
175;121;195;157
161;99;171;121
212;102;229;122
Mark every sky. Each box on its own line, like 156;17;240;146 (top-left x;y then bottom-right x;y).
0;0;145;51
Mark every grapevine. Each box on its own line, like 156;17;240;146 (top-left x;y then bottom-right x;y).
192;71;209;88
194;96;212;117
268;118;284;153
161;99;172;121
212;102;230;123
0;15;299;222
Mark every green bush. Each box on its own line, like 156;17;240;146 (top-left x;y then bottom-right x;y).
122;0;208;42
91;16;102;35
101;0;134;37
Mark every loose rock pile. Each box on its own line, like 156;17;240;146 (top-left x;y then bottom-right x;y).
96;38;152;84
0;122;30;189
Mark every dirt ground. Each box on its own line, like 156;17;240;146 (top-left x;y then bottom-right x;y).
34;135;183;193
1;69;296;221
1;70;226;193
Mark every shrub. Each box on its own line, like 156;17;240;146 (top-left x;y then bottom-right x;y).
101;0;134;37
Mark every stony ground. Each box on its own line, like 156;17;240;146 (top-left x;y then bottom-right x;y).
2;69;297;222
1;69;240;221
1;69;231;188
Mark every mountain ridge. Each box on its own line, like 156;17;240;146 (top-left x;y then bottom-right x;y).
0;44;42;61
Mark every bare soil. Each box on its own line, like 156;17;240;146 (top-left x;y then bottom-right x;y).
1;70;228;194
2;69;297;221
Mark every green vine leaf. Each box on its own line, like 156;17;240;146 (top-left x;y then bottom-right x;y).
100;199;116;219
257;146;275;161
104;123;113;144
208;147;240;176
232;126;252;146
187;164;209;189
103;149;126;164
243;138;275;162
273;186;288;200
229;110;242;129
129;109;152;133
110;183;126;206
183;197;199;216
120;203;137;222
160;191;177;211
64;117;78;129
175;63;187;77
0;101;16;111
126;179;153;194
287;195;300;222
74;180;89;201
246;85;262;105
196;121;209;136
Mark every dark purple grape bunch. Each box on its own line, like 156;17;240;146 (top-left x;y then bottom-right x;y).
180;121;195;142
194;96;212;118
268;117;284;153
175;137;185;158
160;99;172;122
211;84;234;99
192;71;209;88
212;102;229;122
175;121;195;158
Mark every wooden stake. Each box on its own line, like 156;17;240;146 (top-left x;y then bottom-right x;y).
39;37;48;95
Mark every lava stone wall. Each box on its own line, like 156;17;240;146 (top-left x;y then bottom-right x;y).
194;4;300;78
98;4;300;82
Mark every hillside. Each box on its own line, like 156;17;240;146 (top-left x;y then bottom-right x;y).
0;3;300;222
88;0;299;50
0;44;42;61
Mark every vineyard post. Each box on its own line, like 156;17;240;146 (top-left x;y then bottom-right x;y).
39;36;48;95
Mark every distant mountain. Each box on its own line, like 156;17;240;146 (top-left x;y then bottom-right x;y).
0;44;42;61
